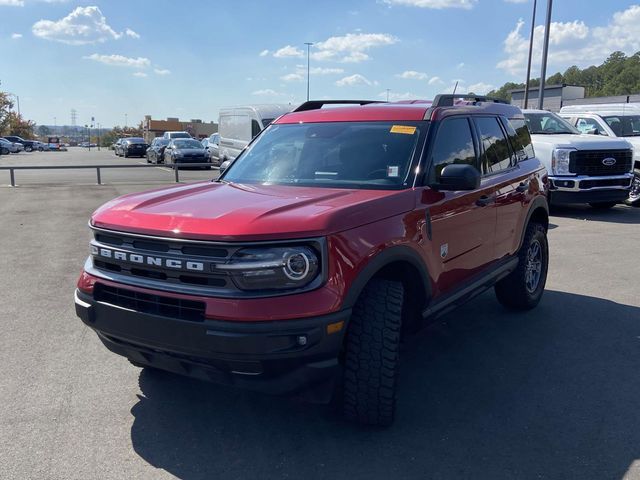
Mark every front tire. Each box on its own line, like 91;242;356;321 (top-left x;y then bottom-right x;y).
342;278;403;426
625;168;640;207
495;222;548;310
25;146;33;152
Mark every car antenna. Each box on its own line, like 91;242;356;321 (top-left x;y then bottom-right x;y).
452;81;459;95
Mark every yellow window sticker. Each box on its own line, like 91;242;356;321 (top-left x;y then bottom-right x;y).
390;125;417;135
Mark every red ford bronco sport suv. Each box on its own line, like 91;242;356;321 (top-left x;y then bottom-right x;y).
75;95;549;426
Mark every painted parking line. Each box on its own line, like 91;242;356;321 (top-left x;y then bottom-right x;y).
137;160;174;173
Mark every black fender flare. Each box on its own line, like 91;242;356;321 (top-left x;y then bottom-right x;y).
341;245;432;310
517;195;549;251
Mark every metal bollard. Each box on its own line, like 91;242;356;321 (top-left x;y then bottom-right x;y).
174;165;179;183
9;168;15;187
96;167;102;185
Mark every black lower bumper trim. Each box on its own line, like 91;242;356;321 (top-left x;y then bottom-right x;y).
75;289;349;399
550;189;630;205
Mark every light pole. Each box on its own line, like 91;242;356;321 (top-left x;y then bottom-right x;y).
523;0;537;109
304;42;313;101
97;122;101;151
537;0;553;110
125;113;128;128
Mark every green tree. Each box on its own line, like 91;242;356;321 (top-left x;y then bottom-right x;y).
37;125;51;137
0;92;15;135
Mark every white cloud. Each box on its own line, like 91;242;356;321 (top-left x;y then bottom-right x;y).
32;6;135;45
11;33;23;39
0;0;24;5
259;49;269;57
125;28;139;39
428;76;444;85
457;62;465;69
312;33;397;63
396;70;428;80
384;0;477;10
467;82;496;94
504;0;528;3
281;73;304;82
310;66;344;75
273;45;304;58
252;88;285;96
336;74;375;87
132;72;147;78
83;53;150;68
498;5;640;76
153;68;171;75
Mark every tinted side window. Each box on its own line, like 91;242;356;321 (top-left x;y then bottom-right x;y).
429;117;476;182
474;117;512;175
505;118;534;162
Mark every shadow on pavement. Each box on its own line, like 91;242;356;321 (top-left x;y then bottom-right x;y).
130;290;640;480
551;204;640;224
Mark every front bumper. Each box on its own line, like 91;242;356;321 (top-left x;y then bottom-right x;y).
74;288;349;400
549;173;632;205
175;156;208;164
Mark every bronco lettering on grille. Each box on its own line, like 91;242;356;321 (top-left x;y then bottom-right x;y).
91;245;205;271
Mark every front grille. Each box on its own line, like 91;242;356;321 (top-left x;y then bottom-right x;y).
91;229;240;294
94;284;205;322
569;149;633;176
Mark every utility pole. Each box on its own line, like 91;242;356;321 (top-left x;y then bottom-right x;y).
537;0;553;110
523;0;537;109
304;42;313;101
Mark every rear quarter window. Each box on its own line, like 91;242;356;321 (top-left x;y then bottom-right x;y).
505;118;535;161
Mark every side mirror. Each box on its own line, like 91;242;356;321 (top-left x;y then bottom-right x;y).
586;127;599;135
219;160;231;174
436;164;481;191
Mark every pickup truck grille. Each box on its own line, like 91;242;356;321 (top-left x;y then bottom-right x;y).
569;149;633;176
90;229;244;296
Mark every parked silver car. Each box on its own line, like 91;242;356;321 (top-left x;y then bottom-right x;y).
202;133;220;165
0;138;23;153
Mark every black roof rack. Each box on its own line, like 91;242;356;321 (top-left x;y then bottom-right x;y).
293;100;385;112
431;94;508;108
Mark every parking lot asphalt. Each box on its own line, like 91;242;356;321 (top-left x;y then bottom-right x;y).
1;149;639;479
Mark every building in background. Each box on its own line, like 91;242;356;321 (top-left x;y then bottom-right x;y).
510;84;586;112
143;115;218;143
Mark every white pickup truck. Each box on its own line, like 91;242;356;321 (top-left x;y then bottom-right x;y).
522;109;635;209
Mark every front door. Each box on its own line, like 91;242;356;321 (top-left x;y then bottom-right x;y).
418;116;497;295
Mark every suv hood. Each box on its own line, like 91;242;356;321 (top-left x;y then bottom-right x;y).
530;133;632;150
91;182;414;241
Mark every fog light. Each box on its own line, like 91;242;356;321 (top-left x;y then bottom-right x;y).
297;335;307;346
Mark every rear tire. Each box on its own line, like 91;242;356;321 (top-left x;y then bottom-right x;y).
495;222;548;310
589;201;617;209
625;168;640;207
342;278;403;426
25;146;33;152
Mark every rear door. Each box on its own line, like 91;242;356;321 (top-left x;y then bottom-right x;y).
418;116;497;294
473;116;534;259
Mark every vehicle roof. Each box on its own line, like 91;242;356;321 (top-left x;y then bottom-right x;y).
276;99;523;124
219;104;293;117
560;103;640;115
522;109;556;114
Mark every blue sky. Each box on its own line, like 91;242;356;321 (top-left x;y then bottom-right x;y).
1;0;639;127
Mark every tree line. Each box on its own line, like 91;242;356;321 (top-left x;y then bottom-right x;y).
487;51;640;101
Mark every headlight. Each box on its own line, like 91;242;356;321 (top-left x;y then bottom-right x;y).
217;246;320;291
551;148;575;175
174;151;183;158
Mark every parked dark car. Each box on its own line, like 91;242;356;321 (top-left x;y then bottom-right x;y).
3;135;36;152
0;138;13;154
146;138;170;164
163;138;209;169
116;137;148;158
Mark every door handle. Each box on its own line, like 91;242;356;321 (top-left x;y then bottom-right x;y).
516;182;530;193
476;195;495;207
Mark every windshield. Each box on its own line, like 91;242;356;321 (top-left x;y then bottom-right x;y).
602;115;640;137
524;112;579;134
126;137;145;144
170;132;191;139
222;121;424;189
173;139;203;149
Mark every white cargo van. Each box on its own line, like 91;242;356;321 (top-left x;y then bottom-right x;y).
559;103;640;205
218;105;292;163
